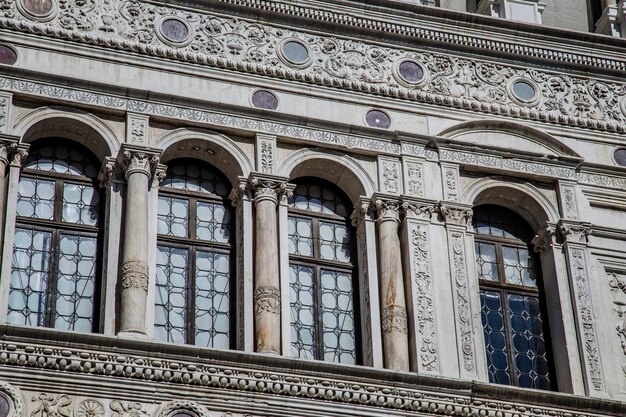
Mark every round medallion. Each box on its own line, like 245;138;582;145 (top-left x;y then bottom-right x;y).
365;110;391;129
512;80;536;101
0;45;17;66
171;413;195;417
0;393;11;417
17;0;57;21
75;400;104;417
156;17;192;47
397;60;425;84
614;148;626;167
279;40;311;67
251;90;278;110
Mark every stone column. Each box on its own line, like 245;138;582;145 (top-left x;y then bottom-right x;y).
559;220;607;396
374;196;410;371
0;136;19;255
440;203;482;380
249;173;291;354
118;146;161;337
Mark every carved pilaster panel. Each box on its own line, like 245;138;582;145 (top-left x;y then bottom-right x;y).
565;248;605;393
447;230;476;376
256;134;276;174
607;270;626;379
558;182;579;221
378;156;401;195
402;157;425;198
440;163;460;203
126;113;149;146
0;92;12;134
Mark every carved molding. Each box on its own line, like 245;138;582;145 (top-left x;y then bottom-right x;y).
0;381;24;417
157;401;210;417
381;305;408;335
253;286;280;315
0;2;624;133
0;340;618;417
120;261;149;292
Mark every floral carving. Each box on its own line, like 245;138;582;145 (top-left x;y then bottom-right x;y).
259;139;273;174
110;401;146;417
128;117;146;145
405;162;424;197
562;186;577;220
253;286;280;315
75;400;104;417
31;394;72;417
120;261;148;291
608;271;626;376
443;167;459;202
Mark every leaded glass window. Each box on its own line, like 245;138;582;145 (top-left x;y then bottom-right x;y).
8;140;102;333
288;179;358;364
474;205;556;390
154;160;233;349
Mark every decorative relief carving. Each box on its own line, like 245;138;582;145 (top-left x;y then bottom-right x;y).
608;271;626;376
0;140;17;166
127;115;147;145
404;161;424;197
120;149;160;180
120;261;148;291
531;225;557;254
401;200;435;222
568;249;604;391
110;401;147;417
353;202;373;366
10;146;28;167
0;342;617;417
0;96;9;132
31;394;72;417
381;305;408;335
256;136;275;174
440;204;473;228
449;232;475;373
0;382;24;417
156;401;209;417
248;175;292;203
374;198;401;224
379;159;400;195
74;400;104;417
0;1;623;132
562;186;578;220
253;286;280;315
442;167;460;202
409;223;438;372
559;221;591;245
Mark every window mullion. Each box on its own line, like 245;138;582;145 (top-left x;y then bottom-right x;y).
500;288;518;386
187;246;196;345
189;197;197;240
54;179;64;223
47;229;61;329
315;264;323;361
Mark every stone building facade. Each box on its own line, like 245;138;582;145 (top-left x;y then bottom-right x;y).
0;1;625;417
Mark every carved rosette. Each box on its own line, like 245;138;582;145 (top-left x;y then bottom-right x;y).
254;286;280;315
75;400;104;417
381;305;408;335
121;261;149;292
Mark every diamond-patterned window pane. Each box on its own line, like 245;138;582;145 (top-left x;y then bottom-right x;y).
25;143;99;178
290;264;316;360
319;221;351;262
62;183;100;225
161;161;230;197
157;196;189;237
288;217;313;256
480;290;510;385
195;250;230;349
8;228;52;327
16;178;55;219
320;269;356;364
155;245;188;344
476;242;498;281
288;183;349;216
502;246;537;287
196;202;231;243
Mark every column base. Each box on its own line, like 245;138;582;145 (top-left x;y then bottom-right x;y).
117;329;150;340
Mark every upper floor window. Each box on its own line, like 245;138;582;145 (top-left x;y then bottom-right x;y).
154;160;233;348
287;179;359;364
8;140;102;332
473;205;556;390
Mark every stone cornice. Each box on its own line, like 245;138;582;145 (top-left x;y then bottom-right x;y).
0;325;624;416
1;2;626;134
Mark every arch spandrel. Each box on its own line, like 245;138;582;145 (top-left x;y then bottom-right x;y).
156;128;252;186
277;149;375;205
437;120;581;160
14;106;120;162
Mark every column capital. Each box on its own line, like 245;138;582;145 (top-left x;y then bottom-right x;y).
229;176;251;208
9;142;29;168
439;202;473;228
372;194;401;224
247;173;293;204
400;197;437;221
558;220;591;245
350;197;372;227
531;223;558;254
0;134;21;166
118;145;162;181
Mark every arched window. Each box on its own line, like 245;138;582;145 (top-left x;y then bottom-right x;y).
473;205;556;390
155;159;233;348
8;140;102;332
287;179;358;364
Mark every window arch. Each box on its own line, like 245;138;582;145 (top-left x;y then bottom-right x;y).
8;139;103;332
154;159;234;348
287;178;359;364
473;205;556;390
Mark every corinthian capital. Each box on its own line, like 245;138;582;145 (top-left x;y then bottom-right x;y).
372;194;401;224
0;134;20;166
118;145;162;181
247;173;293;204
558;220;591;245
401;197;436;221
439;203;473;227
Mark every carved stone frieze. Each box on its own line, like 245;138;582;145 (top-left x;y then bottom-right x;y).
75;400;104;417
110;401;147;417
31;393;72;417
157;401;210;417
253;286;280;315
401;198;436;222
0;1;624;132
381;305;408;335
120;261;148;291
